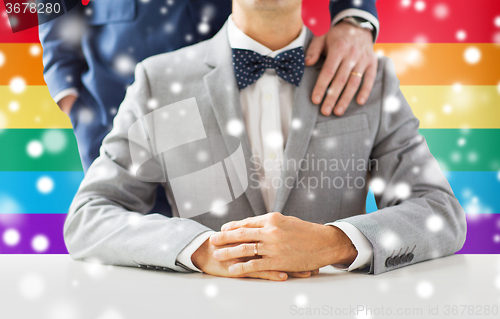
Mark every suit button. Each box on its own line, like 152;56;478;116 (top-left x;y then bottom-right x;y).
393;256;401;265
385;257;393;267
400;254;407;263
407;253;414;262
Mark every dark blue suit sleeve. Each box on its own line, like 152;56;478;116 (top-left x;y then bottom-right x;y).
329;0;379;40
330;0;378;20
38;5;86;100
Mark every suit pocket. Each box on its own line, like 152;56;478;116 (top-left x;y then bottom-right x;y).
86;0;137;25
312;113;369;139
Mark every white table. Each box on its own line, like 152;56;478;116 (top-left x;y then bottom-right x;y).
1;254;499;319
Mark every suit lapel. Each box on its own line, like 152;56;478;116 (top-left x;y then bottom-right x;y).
203;23;267;216
273;46;320;212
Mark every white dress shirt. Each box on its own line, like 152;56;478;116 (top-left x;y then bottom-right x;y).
176;16;373;273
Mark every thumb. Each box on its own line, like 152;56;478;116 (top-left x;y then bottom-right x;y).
305;35;326;66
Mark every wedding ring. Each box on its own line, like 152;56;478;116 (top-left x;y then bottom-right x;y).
254;243;258;256
350;71;363;78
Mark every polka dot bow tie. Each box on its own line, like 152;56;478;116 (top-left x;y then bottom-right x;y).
231;47;306;90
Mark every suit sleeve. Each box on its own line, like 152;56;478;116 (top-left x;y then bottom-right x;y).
64;62;213;272
336;57;467;275
38;6;86;100
330;0;379;41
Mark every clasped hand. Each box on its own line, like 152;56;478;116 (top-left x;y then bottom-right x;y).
192;212;357;281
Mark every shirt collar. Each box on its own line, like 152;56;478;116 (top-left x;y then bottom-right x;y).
227;14;307;58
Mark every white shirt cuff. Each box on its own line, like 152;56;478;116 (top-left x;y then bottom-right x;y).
325;221;373;271
331;8;380;42
176;231;215;272
53;88;79;104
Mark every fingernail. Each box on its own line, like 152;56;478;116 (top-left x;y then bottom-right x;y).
213;250;220;259
220;225;227;231
305;54;312;60
228;266;236;274
279;273;287;278
359;97;365;104
336;107;344;114
301;271;311;275
210;234;217;243
314;95;322;104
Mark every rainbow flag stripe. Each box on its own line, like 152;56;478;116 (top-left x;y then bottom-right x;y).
0;0;499;255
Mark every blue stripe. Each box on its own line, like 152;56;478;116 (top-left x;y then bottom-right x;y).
1;171;499;214
366;171;500;214
0;172;84;213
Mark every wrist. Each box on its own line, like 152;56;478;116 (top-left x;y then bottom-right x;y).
338;17;375;42
323;225;358;266
191;238;210;271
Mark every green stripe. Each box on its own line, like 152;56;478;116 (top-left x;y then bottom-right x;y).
420;129;500;171
0;129;82;171
0;128;498;171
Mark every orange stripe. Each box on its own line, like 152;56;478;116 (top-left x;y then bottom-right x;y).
0;43;44;85
374;43;500;86
1;43;500;86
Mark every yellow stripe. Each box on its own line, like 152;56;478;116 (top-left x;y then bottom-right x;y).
402;85;500;129
1;85;499;129
0;86;72;129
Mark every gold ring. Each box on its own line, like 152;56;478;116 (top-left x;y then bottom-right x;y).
254;243;258;256
350;71;363;78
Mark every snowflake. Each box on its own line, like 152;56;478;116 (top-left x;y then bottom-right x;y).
32;234;50;252
3;228;20;246
456;30;467;41
426;215;444;232
464;47;481;64
414;1;426;12
27;140;44;158
37;176;54;194
227;119;244;136
19;274;45;300
10;77;26;94
416;281;434;299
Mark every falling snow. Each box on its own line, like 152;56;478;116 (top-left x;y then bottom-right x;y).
464;47;481;64
414;1;426;12
32;234;50;252
227;119;244;136
27;140;44;158
10;77;26;94
37;176;55;194
433;3;449;19
19;274;45;300
3;228;21;246
416;281;434;299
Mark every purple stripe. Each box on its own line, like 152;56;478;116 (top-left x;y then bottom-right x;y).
1;214;499;254
457;214;500;254
0;214;68;254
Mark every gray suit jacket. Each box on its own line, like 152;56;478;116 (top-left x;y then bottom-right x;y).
65;23;466;275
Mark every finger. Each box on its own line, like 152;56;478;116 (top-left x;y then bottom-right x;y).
333;64;367;116
287;271;312;278
357;58;378;105
210;228;263;245
213;243;268;261
305;35;326;66
221;212;282;231
228;258;272;275
321;59;355;116
221;216;266;231
311;269;320;276
243;271;287;281
311;52;343;106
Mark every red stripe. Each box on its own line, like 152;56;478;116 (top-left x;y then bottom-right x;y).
377;0;500;43
2;1;500;44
